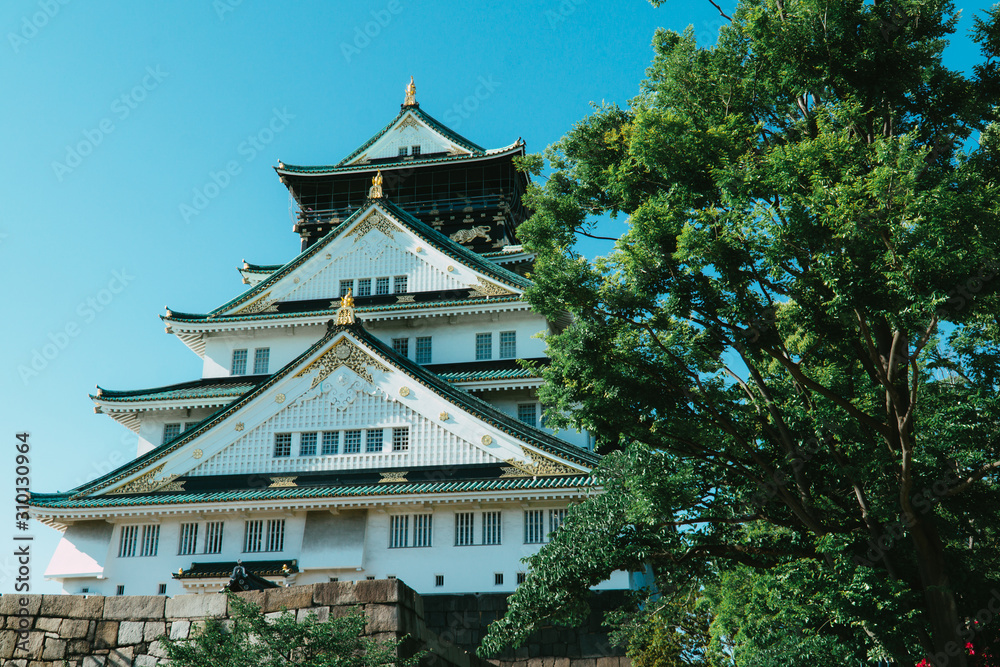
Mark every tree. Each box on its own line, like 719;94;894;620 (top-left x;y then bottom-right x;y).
480;1;1000;664
162;590;421;667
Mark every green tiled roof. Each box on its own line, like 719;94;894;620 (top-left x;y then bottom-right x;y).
203;198;531;317
30;476;594;509
436;367;540;383
93;377;266;403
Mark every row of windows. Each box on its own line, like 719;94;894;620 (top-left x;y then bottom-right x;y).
162;421;200;444
274;428;409;457
475;331;516;360
398;145;422;157
118;510;567;560
392;336;432;364
340;276;407;298
233;347;270;375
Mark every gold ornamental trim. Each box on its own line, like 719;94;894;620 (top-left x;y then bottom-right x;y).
379;471;408;483
269;476;298;488
107;464;186;495
500;447;582;478
468;277;516;298
347;209;397;242
295;338;389;387
235;291;279;315
397;115;421;131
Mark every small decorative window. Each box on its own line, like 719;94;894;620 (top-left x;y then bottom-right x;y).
178;523;199;556
339;280;354;297
517;403;538;428
392;338;409;358
265;519;285;552
274;433;292;457
482;511;502;545
499;331;516;359
231;349;248;375
321;432;339;455
300;432;318;456
391;427;409;452
455;512;474;546
376;277;390;295
517;572;526;584
389;515;409;548
162;423;181;444
435;574;444;587
357;278;372;297
475;333;492;360
524;510;545;544
253;348;270;374
140;525;160;557
416;337;432;364
244;520;263;553
158;583;167;595
398;147;408;157
118;525;138;558
411;145;421;156
366;429;383;453
413;514;433;547
494;573;504;586
393;275;408;293
549;509;568;535
344;430;362;454
205;522;224;554
116;585;125;596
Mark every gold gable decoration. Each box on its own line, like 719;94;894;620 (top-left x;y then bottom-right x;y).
397;116;421;131
295;338;389;387
235;291;279;315
347;209;397;242
107;463;187;495
269;476;298;488
379;471;408;483
468;277;516;298
500;447;581;478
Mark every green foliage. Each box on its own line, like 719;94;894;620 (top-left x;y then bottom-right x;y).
480;1;1000;665
161;590;421;667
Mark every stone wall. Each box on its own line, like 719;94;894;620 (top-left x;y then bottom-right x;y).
0;583;630;667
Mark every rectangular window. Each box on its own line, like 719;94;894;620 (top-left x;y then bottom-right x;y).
116;585;125;596
392;337;409;358
321;431;339;455
357;278;372;297
178;523;199;556
550;509;568;536
455;512;474;546
475;333;492;360
391;427;409;452
205;521;224;554
435;574;444;587
366;429;383;453
244;520;263;553
183;422;199;433
253;348;270;374
398;147;408;157
376;277;390;295
344;430;362;454
118;525;138;558
266;519;285;552
274;433;292;457
339;280;354;297
140;525;159;557
158;583;167;595
524;510;545;544
411;145;421;156
231;349;248;375
413;514;433;547
300;432;317;456
517;403;538;428
162;423;181;444
517;572;526;585
482;511;502;545
393;275;408;293
494;573;504;586
389;515;409;548
416;337;432;364
499;331;516;359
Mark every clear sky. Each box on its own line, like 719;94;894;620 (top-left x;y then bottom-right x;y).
0;0;994;595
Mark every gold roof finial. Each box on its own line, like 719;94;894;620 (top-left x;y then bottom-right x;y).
404;75;417;106
368;170;384;199
336;288;356;325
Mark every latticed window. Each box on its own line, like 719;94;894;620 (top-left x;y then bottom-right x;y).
411;145;421;156
253;348;270;374
244;520;263;553
140;525;160;557
393;275;408;293
344;430;362;454
413;515;432;547
517;403;537;428
339;280;353;297
398;147;408;157
455;512;474;546
416;337;432;364
118;525;138;558
475;333;492;360
524;510;545;544
300;432;317;456
392;427;409;452
274;433;291;457
392;338;409;358
376;277;390;295
162;423;181;444
550;509;568;535
499;331;516;359
231;349;247;375
178;523;198;555
482;511;502;545
494;573;504;586
266;519;285;552
322;432;339;455
389;515;409;548
366;429;383;453
517;572;526;584
205;521;224;554
357;278;371;296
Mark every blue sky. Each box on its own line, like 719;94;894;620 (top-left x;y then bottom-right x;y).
0;0;994;594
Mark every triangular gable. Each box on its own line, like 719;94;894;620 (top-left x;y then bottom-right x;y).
211;200;531;318
339;107;485;167
69;322;596;500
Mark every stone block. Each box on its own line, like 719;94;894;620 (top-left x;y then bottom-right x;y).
82;656;107;667
108;646;134;667
41;636;67;660
39;595;105;619
354;579;399;604
0;596;42;618
1;630;20;659
228;591;264;614
576;660;596;667
312;582;358;606
142;621;165;643
61;619;90;639
261;586;315;613
168;620;190;640
364;604;399;634
164;594;227;619
597;657;619;667
554;659;571;667
118;621;144;645
134;655;159;667
33;618;60;634
12;632;43;660
68;639;92;655
103;596;165;620
147;640;169;658
296;606;329;623
94;621;119;650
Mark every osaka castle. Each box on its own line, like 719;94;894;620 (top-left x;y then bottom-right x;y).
30;79;627;597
